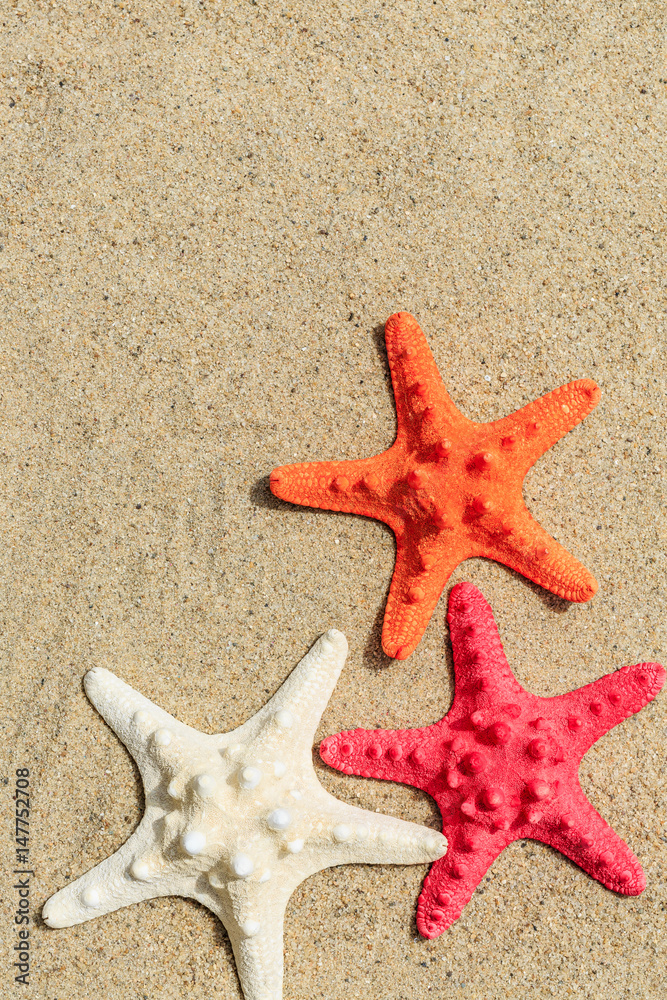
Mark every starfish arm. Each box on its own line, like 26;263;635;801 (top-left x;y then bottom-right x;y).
83;667;208;786
445;582;527;708
320;725;443;789
384;312;473;436
492;378;600;474
195;883;290;1000
310;794;447;871
381;538;465;659
548;661;665;755
42;810;174;929
269;451;399;527
481;507;598;602
538;784;646;895
415;840;507;938
232;630;350;752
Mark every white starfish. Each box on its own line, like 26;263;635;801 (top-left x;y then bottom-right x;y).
43;630;447;1000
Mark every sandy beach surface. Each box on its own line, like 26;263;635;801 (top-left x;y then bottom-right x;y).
1;2;665;997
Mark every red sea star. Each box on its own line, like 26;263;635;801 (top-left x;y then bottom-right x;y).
270;312;600;659
320;583;664;938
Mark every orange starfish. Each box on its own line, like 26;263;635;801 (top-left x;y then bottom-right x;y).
270;312;600;659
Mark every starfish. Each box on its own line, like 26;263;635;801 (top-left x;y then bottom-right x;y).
270;312;601;659
320;583;665;938
42;632;447;1000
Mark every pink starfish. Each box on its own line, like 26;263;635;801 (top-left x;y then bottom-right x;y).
320;583;664;938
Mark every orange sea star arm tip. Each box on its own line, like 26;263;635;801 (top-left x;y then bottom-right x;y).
570;377;601;413
573;575;599;602
382;641;416;661
269;465;295;498
543;572;598;604
386;310;417;328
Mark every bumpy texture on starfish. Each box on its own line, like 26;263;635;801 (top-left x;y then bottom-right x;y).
320;583;664;938
43;632;447;1000
271;312;600;659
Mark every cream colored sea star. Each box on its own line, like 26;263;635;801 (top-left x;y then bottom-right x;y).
43;630;447;999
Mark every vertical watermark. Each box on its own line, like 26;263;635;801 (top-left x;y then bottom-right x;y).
12;768;32;986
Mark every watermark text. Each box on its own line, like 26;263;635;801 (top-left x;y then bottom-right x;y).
12;768;32;986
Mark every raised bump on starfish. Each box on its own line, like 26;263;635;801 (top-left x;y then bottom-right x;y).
43;632;447;1000
320;583;664;938
270;311;600;658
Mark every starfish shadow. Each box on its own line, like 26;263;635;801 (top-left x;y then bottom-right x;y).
361;597;394;673
527;579;572;614
490;559;573;614
441;585;457;682
370;320;391;379
250;473;285;511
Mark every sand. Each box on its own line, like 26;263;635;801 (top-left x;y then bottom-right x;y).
0;1;665;997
